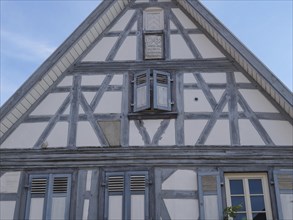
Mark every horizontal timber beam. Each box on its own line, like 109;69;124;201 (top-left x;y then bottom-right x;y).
73;58;237;73
0;146;292;170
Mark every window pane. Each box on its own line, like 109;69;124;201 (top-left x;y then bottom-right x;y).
249;179;263;194
230;180;244;194
234;213;247;220
231;196;246;211
131;195;145;220
51;197;66;220
253;212;267;220
29;198;44;220
251;195;265;211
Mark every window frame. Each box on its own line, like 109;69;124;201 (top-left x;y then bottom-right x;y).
25;173;72;220
103;170;150;220
129;69;176;119
224;173;273;220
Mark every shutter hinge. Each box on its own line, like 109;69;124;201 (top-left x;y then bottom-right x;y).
131;103;134;106
101;182;106;187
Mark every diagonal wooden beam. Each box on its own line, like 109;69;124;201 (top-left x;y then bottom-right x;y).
169;9;202;59
194;72;217;110
152;119;170;145
196;90;228;145
237;92;274;145
34;94;71;148
80;93;109;146
90;74;113;111
106;10;138;61
134;120;151;145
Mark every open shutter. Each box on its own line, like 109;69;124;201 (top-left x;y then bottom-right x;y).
153;70;171;111
198;172;223;220
133;71;151;112
273;170;293;220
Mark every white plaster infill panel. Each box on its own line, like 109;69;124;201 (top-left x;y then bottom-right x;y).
190;34;225;58
183;73;197;84
114;36;137;61
129;121;145;146
239;119;264;145
82;37;119;62
162;170;197;190
110;74;124;85
82;92;96;105
184;89;213;112
0;201;16;220
81;75;106;86
184;120;208;145
234;72;251;83
171;8;197;29
239;89;279;113
260;120;293;145
94;91;122;113
169;21;177;30
164;199;199;220
210;89;225;104
30;93;69;116
76;121;101;147
141;120;163;142
170;35;194;59
57;76;73;87
109;10;135;32
1;123;47;149
205;119;230;145
46;122;68;147
201;72;226;84
0;172;21;193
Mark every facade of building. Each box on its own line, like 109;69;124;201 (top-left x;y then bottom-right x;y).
0;0;292;219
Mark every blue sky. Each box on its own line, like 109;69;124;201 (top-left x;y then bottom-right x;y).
1;0;292;106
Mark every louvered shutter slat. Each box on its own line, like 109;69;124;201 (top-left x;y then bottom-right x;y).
153;70;171;111
31;178;47;194
133;71;151;112
131;175;146;191
108;176;124;193
53;177;68;194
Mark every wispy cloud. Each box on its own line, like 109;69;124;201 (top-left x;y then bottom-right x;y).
1;29;56;62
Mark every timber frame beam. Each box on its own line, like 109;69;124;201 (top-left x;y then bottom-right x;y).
1;146;292;170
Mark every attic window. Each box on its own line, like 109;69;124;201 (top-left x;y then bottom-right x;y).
143;7;164;60
131;69;175;115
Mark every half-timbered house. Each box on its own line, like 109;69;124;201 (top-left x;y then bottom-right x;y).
1;0;292;219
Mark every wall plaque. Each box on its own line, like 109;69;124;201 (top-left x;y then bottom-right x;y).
144;34;164;59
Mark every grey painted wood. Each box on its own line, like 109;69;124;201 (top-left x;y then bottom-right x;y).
52;85;123;93
80;93;109;146
227;73;240;145
121;73;130;147
152;119;170;145
237;92;275;145
76;170;87;220
175;73;184;146
34;94;71;148
136;9;143;61
90;74;113;110
194;72;217;109
169;9;202;59
164;9;171;60
75;59;236;72
13;172;25;220
161;190;198;199
0;193;17;200
196;90;228;145
161;169;177;182
155;168;162;220
68;74;81;148
134;120;151;145
106;10;138;61
88;169;99;220
1;146;292;169
184;83;257;90
160;199;171;220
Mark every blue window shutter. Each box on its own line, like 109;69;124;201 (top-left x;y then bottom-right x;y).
133;70;151;112
153;70;171;111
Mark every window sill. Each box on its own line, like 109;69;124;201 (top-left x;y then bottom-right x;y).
128;112;177;120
